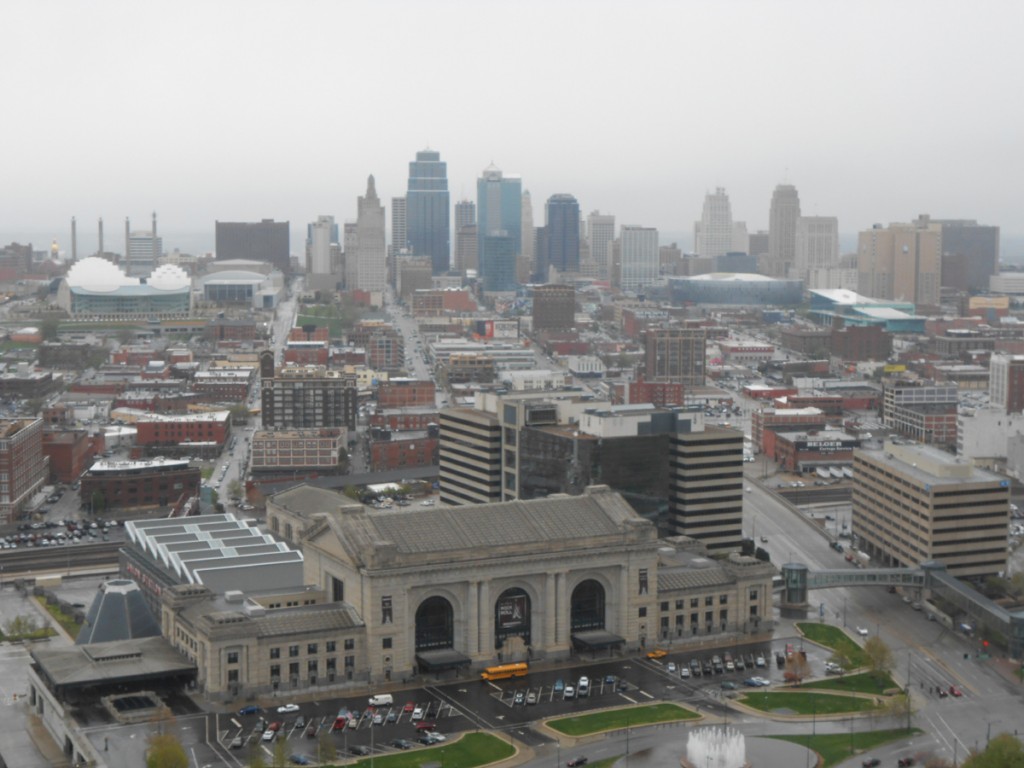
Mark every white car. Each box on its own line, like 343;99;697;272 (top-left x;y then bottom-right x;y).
666;662;677;673
679;666;691;678
411;706;424;721
856;627;869;636
277;703;300;714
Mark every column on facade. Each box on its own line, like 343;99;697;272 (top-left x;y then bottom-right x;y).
619;565;630;641
477;580;491;655
554;571;568;645
544;573;557;647
466;581;479;656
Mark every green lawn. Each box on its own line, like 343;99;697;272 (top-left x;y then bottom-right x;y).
796;623;868;667
36;597;79;638
547;703;699;736
341;733;513;768
741;691;880;715
800;672;898;694
586;759;620;768
769;728;921;767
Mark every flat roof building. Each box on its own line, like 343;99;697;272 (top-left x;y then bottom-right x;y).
852;440;1009;581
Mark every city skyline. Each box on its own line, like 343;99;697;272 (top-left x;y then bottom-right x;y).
3;1;1023;250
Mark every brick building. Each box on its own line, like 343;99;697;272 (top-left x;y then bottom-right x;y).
80;458;200;513
135;411;232;450
377;378;436;409
0;418;49;522
771;429;859;472
191;369;254;402
368;409;439;432
531;284;576;332
444;354;496;385
41;430;100;484
882;381;959;449
250;429;347;473
627;379;685;406
369;434;438;471
751;407;828;456
831;324;892;362
283;341;330;366
260;363;358;431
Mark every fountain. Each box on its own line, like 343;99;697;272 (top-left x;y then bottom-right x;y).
683;727;748;768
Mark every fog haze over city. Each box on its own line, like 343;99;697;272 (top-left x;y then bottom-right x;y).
3;0;1023;255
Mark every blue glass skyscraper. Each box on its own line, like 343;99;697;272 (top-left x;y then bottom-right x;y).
477;164;522;292
536;193;580;280
406;149;450;275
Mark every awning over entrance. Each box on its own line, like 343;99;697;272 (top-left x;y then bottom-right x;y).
571;630;625;651
415;648;472;671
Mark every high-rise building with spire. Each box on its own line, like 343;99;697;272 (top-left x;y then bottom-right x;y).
346;175;387;292
477;164;521;292
406;149;450;274
768;184;801;278
694;188;735;259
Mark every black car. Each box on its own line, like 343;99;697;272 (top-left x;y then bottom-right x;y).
390;739;414;750
567;758;588;767
350;745;371;756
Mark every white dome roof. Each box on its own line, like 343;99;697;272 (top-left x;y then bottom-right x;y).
66;257;136;292
149;264;190;290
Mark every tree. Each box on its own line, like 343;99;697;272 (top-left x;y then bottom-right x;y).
864;635;893;683
828;650;851;678
90;489;106;515
343;485;361;500
247;742;267;768
784;651;811;685
227;479;243;499
230;403;251;425
962;733;1024;767
318;728;336;764
145;733;188;768
4;614;40;638
39;317;61;341
272;737;288;767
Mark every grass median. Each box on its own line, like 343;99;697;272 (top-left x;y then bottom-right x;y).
799;671;898;694
796;623;868;667
741;690;880;715
547;703;699;736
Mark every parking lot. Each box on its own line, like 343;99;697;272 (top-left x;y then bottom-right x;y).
213;635;842;761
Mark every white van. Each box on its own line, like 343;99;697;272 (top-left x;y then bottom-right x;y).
368;693;393;707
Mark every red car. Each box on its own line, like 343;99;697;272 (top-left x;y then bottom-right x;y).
403;701;416;713
949;685;963;697
267;721;283;732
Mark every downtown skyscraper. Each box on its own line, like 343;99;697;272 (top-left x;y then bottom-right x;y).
406;149;450;274
694;188;736;259
535;193;580;281
768;184;801;278
477;164;521;292
345;175;387;292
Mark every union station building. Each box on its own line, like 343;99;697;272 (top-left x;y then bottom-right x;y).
159;484;776;699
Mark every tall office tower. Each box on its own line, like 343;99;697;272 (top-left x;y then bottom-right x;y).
477;164;522;292
619;225;659;293
668;425;744;552
857;219;941;309
520;190;534;276
853;440;1008;580
215;219;290;273
532;284;576;332
389;196;407;288
748;230;770;259
925;216;999;292
794;216;839;284
390;197;407;254
587;211;616;280
346;175;387;292
438;407;502;505
694;187;734;259
989;354;1024;414
126;229;163;277
406;149;450;274
452;200;477;274
768;184;801;278
454;199;476;232
644;327;706;386
731;221;749;255
307;215;335;274
537;194;580;279
0;418;48;523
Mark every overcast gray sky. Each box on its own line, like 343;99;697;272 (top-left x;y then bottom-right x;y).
3;0;1022;253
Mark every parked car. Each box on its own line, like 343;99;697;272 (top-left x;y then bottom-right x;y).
567;758;588;767
411;706;424;720
861;759;880;768
277;703;300;714
390;739;414;750
350;745;371;756
238;705;262;716
289;756;313;766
